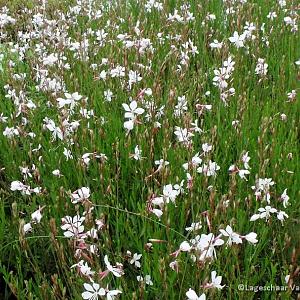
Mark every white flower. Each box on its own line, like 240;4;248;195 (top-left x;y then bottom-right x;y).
32;187;42;194
250;206;277;221
86;228;99;239
252;178;275;203
43;53;58;66
277;211;288;223
182;153;202;170
267;11;277;20
43;118;63;141
180;241;192;252
174;127;194;145
281;189;289;208
280;113;287;121
242;152;251;169
209;39;223;49
137;275;153;285
63;148;73;160
219;225;242;246
229;31;245;48
162;184;179;203
154;159;169;171
82;283;105;300
124;119;134;131
52;169;61;177
185;222;202;232
82;153;92;166
89;245;98;255
174;95;188;117
207;161;220;176
232;120;239;128
130;253;142;268
106;289;122;300
0;113;8;123
209;271;224;289
169;260;179;272
11;181;27;191
212;68;229;89
152;208;163;219
244;232;258;244
104;255;123;277
61;215;85;238
191;154;202;166
71;260;95;277
145;275;153;285
122;100;144;120
152;196;164;209
99;70;107;80
287;90;296;101
10;181;33;195
223;56;235;72
104;89;113;102
133;145;142;160
57;92;82;109
195;233;224;261
111;65;125;78
255;58;268;76
31;208;43;223
238;169;250;180
3;126;19;138
186;289;206;300
23;222;33;234
249;214;260;221
71;187;91;204
202;143;212;153
174;180;185;194
229;165;236;173
197;161;220;177
190;119;203;133
128;70;142;89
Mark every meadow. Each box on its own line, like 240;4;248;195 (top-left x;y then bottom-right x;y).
0;0;299;299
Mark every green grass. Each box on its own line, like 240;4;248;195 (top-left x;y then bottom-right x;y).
0;0;299;299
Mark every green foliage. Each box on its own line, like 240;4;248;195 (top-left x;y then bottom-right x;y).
0;0;299;299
